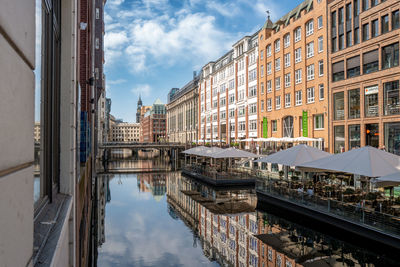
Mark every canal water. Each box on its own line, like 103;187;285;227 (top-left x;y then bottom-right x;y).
95;153;399;267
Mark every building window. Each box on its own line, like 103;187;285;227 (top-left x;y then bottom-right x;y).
283;116;294;138
307;87;315;103
332;61;344;81
267;98;272;111
348;89;360;119
334;125;345;153
261;100;264;112
346;31;353;47
295;69;302;84
267;45;271;57
317;84;324;101
96;8;100;19
318;36;323;53
334;91;345;120
293;49;301;65
275;77;281;91
260;66;264;78
284;53;291;68
318;15;323;29
285;93;291;107
314;114;324;130
249;103;257;114
275;58;281;71
267;62;272;75
267;80;272;93
275;39;280;52
363;49;379;74
295;90;302;105
362;0;369;11
276;96;281;110
272;120;277;132
383;80;400;116
306;20;314;36
220;97;226;106
382;43;399;70
239;106;245;116
230;122;235;131
229;94;235;104
261;82;264;94
95;38;99;49
284;73;291;88
365;85;379;117
306;42;314;58
332;37;337;52
393;10;400;30
307;64;315;81
347;56;360;78
371;0;378;7
239;121;246;132
385;122;400;155
229;108;235;118
294;27;301;42
249;85;257;97
284;34;290;48
349;124;361;150
362;23;369;41
318;60;324;76
249;120;257;131
249;69;257;81
371;19;378;38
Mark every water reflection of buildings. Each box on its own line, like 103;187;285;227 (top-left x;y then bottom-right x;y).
167;173;393;267
137;173;167;201
106;157;172;172
96;175;112;248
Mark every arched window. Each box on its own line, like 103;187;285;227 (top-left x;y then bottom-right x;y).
283;116;294;138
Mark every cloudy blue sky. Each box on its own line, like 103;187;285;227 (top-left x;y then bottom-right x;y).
104;0;304;122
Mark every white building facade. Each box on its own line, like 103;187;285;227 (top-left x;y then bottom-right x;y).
199;32;259;145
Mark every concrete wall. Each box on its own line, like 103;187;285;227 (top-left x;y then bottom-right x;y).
0;0;35;265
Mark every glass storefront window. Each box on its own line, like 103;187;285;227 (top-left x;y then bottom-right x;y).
348;89;360;119
383;80;399;116
365;85;379;117
348;124;360;150
334;91;345;120
334;125;345;153
385;122;400;155
366;123;379;148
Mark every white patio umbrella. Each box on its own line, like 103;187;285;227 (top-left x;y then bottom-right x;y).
294;136;317;142
255;144;330;166
265;137;281;142
195;146;225;157
212;147;259;159
372;172;400;187
182;146;207;154
242;138;256;142
298;146;400;177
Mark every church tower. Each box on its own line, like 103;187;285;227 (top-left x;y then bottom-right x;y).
136;95;143;123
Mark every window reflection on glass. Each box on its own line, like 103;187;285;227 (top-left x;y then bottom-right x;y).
334;125;345;153
385;122;400;155
34;0;42;203
348;124;360;150
383;81;399;116
382;43;399;70
365;90;379;117
334;91;345;120
366;123;379;148
348;89;360;119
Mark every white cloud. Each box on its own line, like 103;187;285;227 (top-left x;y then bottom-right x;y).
206;1;241;17
131;84;152;97
107;79;126;85
108;0;124;6
104;31;129;50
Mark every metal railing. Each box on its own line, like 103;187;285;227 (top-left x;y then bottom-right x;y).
256;179;400;238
